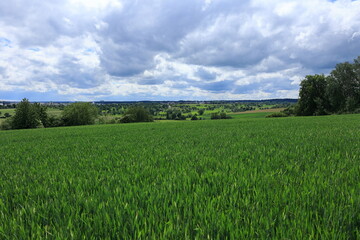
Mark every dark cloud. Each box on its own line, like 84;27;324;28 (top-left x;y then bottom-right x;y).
1;0;360;100
233;83;260;95
195;67;217;80
54;56;103;88
99;39;156;77
194;80;235;93
137;76;164;85
98;0;206;76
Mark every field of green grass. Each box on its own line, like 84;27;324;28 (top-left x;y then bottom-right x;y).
0;109;15;125
0;115;359;239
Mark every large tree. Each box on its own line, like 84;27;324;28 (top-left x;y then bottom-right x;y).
62;102;98;126
326;62;359;112
11;98;41;129
297;74;328;116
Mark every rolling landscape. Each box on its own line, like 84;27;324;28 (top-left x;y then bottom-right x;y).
1;0;360;239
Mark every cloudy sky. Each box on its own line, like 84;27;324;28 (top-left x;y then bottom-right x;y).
1;0;360;101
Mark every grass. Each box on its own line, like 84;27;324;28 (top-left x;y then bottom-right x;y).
47;108;62;117
0;109;16;114
0;114;359;239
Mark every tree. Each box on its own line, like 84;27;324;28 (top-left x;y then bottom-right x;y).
46;115;63;127
294;56;360;116
211;112;220;119
120;106;153;123
191;114;198;120
297;74;328;116
62;102;98;126
33;103;49;127
326;62;358;113
166;109;185;120
11;98;40;129
198;109;205;115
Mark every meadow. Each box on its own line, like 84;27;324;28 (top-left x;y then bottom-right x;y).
0;114;359;239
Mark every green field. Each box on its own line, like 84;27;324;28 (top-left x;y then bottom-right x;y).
0;115;359;239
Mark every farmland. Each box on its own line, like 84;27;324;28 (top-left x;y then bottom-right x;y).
0;114;359;239
0;100;291;127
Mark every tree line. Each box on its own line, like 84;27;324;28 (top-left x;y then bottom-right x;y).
269;56;360;117
1;99;153;130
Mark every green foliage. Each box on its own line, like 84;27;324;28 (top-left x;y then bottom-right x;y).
297;74;328;116
119;114;136;123
197;109;205;115
62;102;98;126
326;62;357;112
210;112;232;119
120;106;153;123
282;105;298;116
47;115;64;128
93;100;295;121
191;114;198;120
297;56;360;116
265;112;288;118
0;115;359;238
0;118;13;130
166;109;186;120
33;103;49;127
11;98;45;129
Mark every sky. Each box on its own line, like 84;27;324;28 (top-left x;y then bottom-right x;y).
0;0;360;101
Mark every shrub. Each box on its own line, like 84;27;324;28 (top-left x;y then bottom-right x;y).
1;118;13;130
98;116;118;125
119;114;136;123
121;106;153;123
47;115;64;127
210;112;220;119
211;112;232;119
266;112;289;118
62;102;98;126
191;114;198;120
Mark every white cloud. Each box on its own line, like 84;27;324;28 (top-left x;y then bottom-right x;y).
1;0;360;100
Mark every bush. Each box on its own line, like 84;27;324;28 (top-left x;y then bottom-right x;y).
1;118;13;130
98;116;117;125
211;112;232;119
191;114;198;120
47;115;64;127
210;112;220;119
166;110;185;120
282;105;297;116
120;106;153;123
62;102;98;126
266;112;289;118
119;114;136;123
